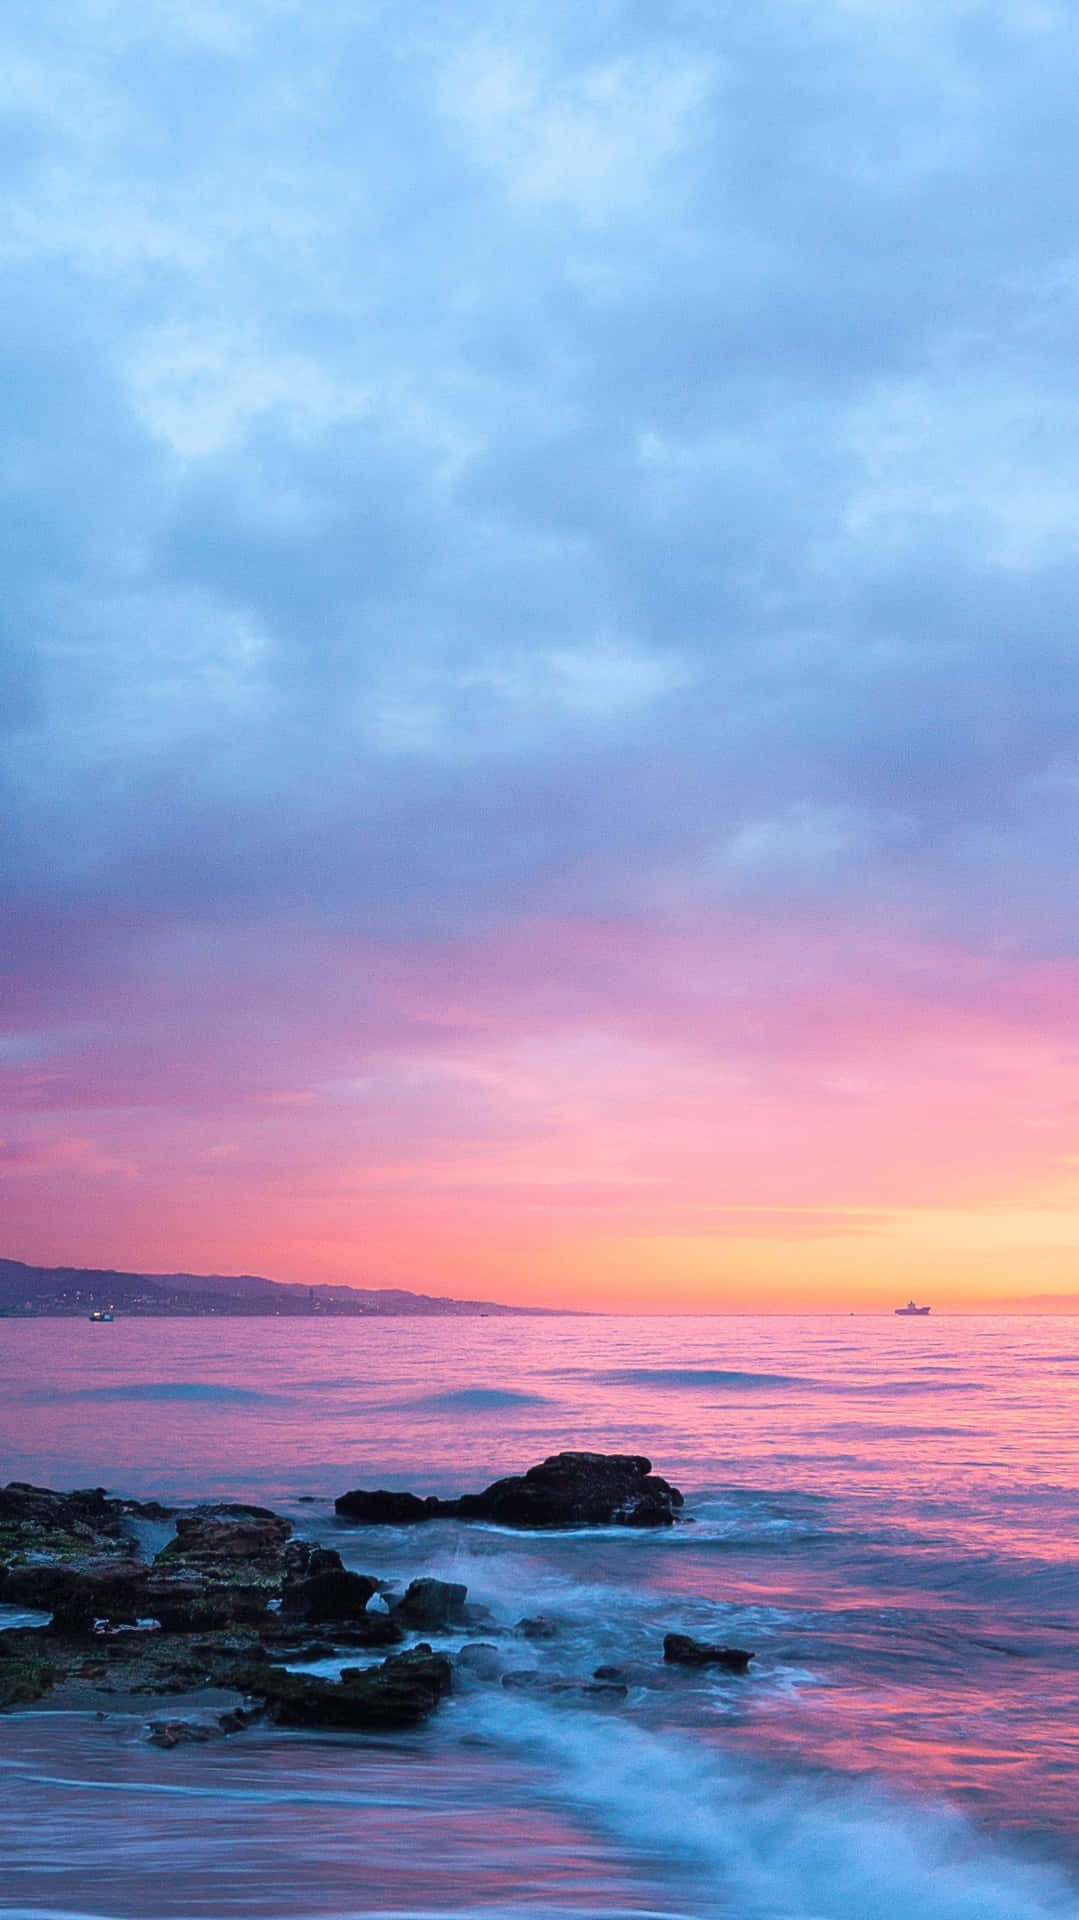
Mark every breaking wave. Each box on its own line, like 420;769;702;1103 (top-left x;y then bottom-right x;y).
469;1698;1079;1920
597;1367;808;1390
405;1388;550;1410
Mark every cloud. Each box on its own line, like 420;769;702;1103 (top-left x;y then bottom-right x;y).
2;1;1079;1292
437;37;713;219
130;325;371;459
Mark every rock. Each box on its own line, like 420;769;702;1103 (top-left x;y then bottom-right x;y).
282;1614;405;1650
458;1454;683;1529
283;1541;344;1581
516;1615;559;1641
501;1669;628;1703
455;1642;504;1680
335;1455;683;1532
662;1633;754;1672
0;1619;265;1700
0;1482;136;1571
391;1578;468;1630
593;1664;627;1682
334;1490;442;1525
145;1506;293;1632
234;1644;452;1730
217;1705;260;1734
48;1558;152;1634
280;1567;380;1624
114;1498;176;1522
0;1630;54;1708
0;1554;148;1626
146;1718;213;1748
142;1574;272;1633
156;1508;292;1573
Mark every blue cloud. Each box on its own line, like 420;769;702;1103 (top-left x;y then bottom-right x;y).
2;0;1078;958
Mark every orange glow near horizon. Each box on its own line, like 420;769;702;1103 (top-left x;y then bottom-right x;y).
4;921;1079;1313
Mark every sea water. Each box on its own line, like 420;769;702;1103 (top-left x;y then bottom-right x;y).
1;1313;1077;1919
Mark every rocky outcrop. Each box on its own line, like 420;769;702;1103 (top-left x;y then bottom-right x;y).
145;1504;294;1631
662;1633;754;1672
0;1620;270;1699
0;1631;54;1708
233;1645;453;1730
516;1614;560;1640
333;1489;443;1525
455;1642;505;1680
282;1542;346;1581
501;1669;628;1703
0;1470;754;1739
280;1566;381;1624
0;1554;147;1623
155;1506;292;1573
48;1558;152;1633
335;1453;684;1531
146;1718;215;1748
391;1577;468;1630
0;1482;138;1574
456;1453;683;1528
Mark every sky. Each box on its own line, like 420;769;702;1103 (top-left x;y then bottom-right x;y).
2;0;1079;1311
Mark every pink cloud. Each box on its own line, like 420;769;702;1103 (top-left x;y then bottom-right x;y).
3;901;1079;1298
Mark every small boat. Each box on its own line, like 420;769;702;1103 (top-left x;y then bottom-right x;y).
894;1300;930;1316
88;1308;115;1322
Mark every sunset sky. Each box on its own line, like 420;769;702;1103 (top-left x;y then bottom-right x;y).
3;1;1079;1310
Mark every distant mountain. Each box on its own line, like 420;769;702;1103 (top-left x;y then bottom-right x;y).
0;1258;551;1317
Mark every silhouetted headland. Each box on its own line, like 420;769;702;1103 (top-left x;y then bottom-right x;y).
0;1258;561;1318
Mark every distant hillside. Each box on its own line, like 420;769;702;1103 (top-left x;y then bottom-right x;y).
0;1259;550;1317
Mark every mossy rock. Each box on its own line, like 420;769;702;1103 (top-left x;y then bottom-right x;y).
0;1631;55;1709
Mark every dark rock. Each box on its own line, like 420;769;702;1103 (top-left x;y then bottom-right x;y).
0;1620;267;1699
143;1574;271;1633
662;1633;754;1672
146;1718;213;1748
455;1642;504;1679
145;1506;293;1632
458;1453;683;1529
501;1669;628;1703
234;1644;452;1730
593;1664;627;1682
516;1615;559;1640
47;1558;151;1634
336;1615;406;1647
391;1577;468;1630
0;1482;136;1568
335;1455;683;1532
156;1509;292;1573
0;1630;54;1708
265;1598;406;1654
334;1489;442;1525
217;1705;260;1733
115;1498;176;1521
0;1554;148;1623
283;1541;344;1581
281;1567;379;1624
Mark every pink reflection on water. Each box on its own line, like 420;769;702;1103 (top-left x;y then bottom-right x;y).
3;1312;1078;1859
0;1718;668;1918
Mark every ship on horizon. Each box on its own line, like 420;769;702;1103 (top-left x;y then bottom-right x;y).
894;1300;931;1316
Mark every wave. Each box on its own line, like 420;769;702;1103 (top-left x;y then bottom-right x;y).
404;1388;550;1411
589;1367;984;1399
469;1697;1079;1920
843;1379;982;1397
597;1367;808;1390
30;1382;284;1405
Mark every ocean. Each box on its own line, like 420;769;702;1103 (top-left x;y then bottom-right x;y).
1;1313;1077;1920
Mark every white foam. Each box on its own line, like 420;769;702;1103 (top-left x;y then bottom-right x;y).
467;1695;1079;1920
